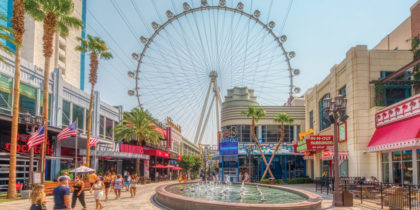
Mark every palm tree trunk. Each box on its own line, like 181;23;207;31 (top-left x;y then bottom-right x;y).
261;123;285;180
86;85;94;167
251;119;274;180
41;56;51;182
7;46;21;199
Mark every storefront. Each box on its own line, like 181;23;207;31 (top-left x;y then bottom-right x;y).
368;95;420;184
144;148;170;181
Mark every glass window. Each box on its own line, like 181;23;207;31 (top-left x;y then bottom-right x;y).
392;150;413;184
242;125;251;142
339;160;348;177
72;104;84;130
392;151;401;161
309;111;313;129
339;86;346;97
39;92;52;121
99;115;105;137
62;100;71;126
382;153;390;183
319;93;331;130
380;71;411;106
0;74;12;113
19;83;37;115
266;125;279;142
105;118;113;139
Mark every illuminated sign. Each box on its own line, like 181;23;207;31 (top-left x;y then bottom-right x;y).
4;133;53;155
296;135;333;152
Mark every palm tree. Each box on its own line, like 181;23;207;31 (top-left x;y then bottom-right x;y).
260;113;294;180
241;106;274;180
76;35;112;167
114;108;163;147
5;0;24;199
24;0;82;179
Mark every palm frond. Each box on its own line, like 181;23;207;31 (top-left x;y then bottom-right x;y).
23;0;45;21
56;21;69;37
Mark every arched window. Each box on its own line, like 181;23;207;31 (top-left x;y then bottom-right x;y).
319;93;331;130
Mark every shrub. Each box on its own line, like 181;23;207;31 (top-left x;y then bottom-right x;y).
59;169;74;180
260;179;270;184
275;179;284;184
286;177;312;184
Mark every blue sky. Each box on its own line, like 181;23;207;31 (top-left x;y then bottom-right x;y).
84;0;415;144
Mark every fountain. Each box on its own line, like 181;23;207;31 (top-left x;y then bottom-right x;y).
155;179;322;210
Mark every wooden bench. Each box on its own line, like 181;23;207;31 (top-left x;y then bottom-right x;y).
44;180;90;195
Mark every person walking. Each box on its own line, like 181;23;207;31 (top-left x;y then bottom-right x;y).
103;172;112;201
178;174;182;183
91;177;104;209
57;172;71;189
129;174;138;198
53;177;71;210
29;184;46;210
124;173;130;192
71;175;86;210
88;172;97;188
113;174;123;199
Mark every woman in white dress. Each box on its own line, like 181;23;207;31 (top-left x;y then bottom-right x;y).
91;177;105;209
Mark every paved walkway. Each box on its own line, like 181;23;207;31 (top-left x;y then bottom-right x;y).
0;180;177;210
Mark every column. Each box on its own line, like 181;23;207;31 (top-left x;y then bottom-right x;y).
257;125;262;141
388;152;393;183
413;149;418;185
293;125;298;141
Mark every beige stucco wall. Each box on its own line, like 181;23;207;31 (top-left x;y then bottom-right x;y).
374;18;411;50
21;0;83;89
304;45;412;178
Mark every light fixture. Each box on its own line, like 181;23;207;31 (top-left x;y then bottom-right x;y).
253;10;261;18
24;112;32;124
335;95;344;107
294;87;301;94
237;2;244;10
128;71;135;78
293;69;300;76
288;51;295;58
35;115;43;125
183;2;190;10
166;10;173;19
280;35;287;42
128;90;135;96
268;21;275;29
323;97;332;110
131;53;139;60
219;0;226;6
140;36;147;44
201;0;207;6
151;22;159;30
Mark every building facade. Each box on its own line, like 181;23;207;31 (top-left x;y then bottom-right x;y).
219;87;306;182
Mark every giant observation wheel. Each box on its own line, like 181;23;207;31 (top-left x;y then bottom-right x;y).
128;0;300;145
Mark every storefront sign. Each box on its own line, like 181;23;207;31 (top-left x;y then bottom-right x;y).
97;143;119;153
296;135;333;152
238;143;297;155
144;149;170;158
299;129;314;140
177;155;182;161
144;160;149;178
4;133;53;155
339;122;347;142
120;144;144;154
219;138;238;155
321;150;348;160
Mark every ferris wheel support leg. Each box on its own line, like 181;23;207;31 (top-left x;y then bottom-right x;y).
194;81;213;144
215;94;220;133
198;95;216;145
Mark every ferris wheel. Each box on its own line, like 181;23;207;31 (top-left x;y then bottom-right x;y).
128;0;300;145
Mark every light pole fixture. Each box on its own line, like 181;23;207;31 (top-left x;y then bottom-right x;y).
23;113;43;189
323;95;348;207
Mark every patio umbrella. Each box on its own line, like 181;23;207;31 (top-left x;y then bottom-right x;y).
172;166;182;170
152;164;165;168
70;165;95;174
164;165;174;169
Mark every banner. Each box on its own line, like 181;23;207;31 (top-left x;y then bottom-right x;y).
219;137;238;155
238;143;297;155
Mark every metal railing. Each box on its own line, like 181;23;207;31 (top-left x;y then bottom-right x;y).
315;177;420;209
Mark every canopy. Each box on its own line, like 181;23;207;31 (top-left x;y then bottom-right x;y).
172;166;182;170
368;116;420;152
70;165;95;174
164;164;174;169
151;164;165;168
321;151;348;160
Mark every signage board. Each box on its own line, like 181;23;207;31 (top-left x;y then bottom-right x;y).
120;144;144;154
33;172;41;184
219;137;238;155
238;143;297;155
339;122;347;142
296;135;333;152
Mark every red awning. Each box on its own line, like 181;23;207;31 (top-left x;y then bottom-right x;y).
164;165;174;169
368;116;420;152
144;149;170;158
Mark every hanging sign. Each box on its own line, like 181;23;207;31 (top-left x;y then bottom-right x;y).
296;135;333;152
339;122;347;142
219;137;238;155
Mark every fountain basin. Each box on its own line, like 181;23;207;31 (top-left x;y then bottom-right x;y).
155;182;322;210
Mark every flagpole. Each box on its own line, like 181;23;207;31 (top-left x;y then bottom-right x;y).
94;142;97;170
75;118;78;179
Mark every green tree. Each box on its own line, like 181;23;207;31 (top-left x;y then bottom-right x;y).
114;108;163;146
76;35;112;167
191;156;202;173
5;0;24;199
261;113;294;180
179;155;194;178
24;0;82;180
241;106;274;180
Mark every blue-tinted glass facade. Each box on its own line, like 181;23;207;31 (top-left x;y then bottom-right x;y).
80;0;87;90
0;0;16;52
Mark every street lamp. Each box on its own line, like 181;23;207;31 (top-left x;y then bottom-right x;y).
323;95;348;207
23;113;42;189
244;144;255;181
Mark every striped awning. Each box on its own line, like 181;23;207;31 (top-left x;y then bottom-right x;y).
321;151;348;160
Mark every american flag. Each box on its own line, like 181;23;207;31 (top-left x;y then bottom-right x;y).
57;121;77;141
27;125;45;149
88;136;98;146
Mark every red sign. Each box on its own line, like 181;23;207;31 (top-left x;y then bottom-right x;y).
144;149;170;158
120;144;144;154
166;127;172;148
296;135;333;152
177;156;182;161
4;133;54;155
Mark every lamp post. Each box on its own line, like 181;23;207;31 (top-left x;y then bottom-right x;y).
323;95;347;207
23;113;43;189
245;144;254;181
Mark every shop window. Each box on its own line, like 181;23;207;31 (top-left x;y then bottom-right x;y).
39;91;52;121
319;93;331;130
62;100;71;126
339;160;348;177
339;86;346;97
99;115;105;138
105;118;113;139
266;125;280;142
72;104;84;130
380;71;411;106
0;74;12;114
381;153;390;183
309;111;313;129
242;125;251;142
19;83;37;115
392;150;413;184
